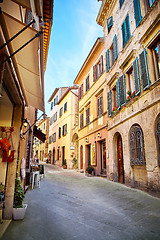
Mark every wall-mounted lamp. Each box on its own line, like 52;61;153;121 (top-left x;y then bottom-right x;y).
23;118;29;128
97;132;101;138
85;138;89;143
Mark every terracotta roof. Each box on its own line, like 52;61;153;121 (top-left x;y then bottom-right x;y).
48;88;59;102
43;0;53;71
57;86;78;105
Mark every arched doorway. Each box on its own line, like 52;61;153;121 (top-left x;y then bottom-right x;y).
80;145;83;169
117;133;124;183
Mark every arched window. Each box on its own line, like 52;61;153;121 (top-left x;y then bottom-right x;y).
155;115;160;165
129;124;146;166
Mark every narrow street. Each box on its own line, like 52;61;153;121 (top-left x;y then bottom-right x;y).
1;164;160;240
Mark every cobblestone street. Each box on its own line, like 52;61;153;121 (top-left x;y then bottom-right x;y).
1;164;160;240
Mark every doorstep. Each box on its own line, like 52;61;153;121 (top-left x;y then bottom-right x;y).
0;219;11;238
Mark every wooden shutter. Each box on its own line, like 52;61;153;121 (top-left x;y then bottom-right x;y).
107;90;112;117
133;0;142;27
78;87;80;100
119;74;126;106
125;14;131;43
139;49;150;90
100;55;103;74
106;49;110;73
93;65;96;81
116;79;120;109
113;35;118;62
81;84;83;97
133;57;141;95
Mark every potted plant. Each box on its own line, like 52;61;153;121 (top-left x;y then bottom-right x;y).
12;160;27;220
86;166;95;176
62;159;67;169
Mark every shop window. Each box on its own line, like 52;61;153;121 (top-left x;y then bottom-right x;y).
155;114;160;165
86;76;90;92
129;124;146;165
80;113;84;129
97;95;103;117
86;107;90;125
121;14;131;48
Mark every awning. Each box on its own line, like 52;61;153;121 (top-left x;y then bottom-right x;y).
0;12;44;112
33;126;46;143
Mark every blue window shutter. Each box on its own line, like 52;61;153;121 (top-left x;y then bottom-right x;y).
113;35;118;62
139;49;150;90
116;79;120;109
121;22;125;48
107;16;113;33
107;90;112;117
133;0;142;27
119;74;126;106
106;49;110;73
119;0;124;9
133;57;141;95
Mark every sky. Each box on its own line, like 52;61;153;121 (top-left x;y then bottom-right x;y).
43;0;103;116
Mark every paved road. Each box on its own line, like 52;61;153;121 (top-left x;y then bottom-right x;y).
1;164;160;240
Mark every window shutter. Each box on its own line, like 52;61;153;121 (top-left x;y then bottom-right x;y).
113;34;118;62
100;55;103;73
107;90;112;117
133;57;141;95
119;0;124;9
121;22;125;48
125;14;131;43
116;79;120;109
81;84;83;97
133;0;142;27
106;49;110;73
119;74;126;106
107;16;113;33
139;49;150;90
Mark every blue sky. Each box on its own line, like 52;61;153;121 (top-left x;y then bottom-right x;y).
44;0;103;116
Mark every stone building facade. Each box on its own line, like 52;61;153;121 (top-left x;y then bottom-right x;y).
97;0;160;189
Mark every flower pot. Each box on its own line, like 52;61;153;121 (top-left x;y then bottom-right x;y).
13;203;27;220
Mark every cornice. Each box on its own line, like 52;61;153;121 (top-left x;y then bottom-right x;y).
96;0;115;27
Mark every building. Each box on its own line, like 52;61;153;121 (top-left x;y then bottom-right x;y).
97;0;160;189
48;86;79;168
74;38;108;175
33;116;49;162
0;0;53;219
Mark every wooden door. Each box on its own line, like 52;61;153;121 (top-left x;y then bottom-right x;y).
117;135;124;183
62;146;65;164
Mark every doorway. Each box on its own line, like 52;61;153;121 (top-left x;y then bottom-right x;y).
62;146;65;165
87;144;91;166
80;145;83;169
100;140;106;172
53;148;55;164
117;134;124;183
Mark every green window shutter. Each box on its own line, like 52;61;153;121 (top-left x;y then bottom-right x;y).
133;57;141;95
119;74;126;106
107;90;112;117
133;0;142;27
139;49;150;90
116;79;120;109
106;49;110;73
113;34;118;62
125;14;131;43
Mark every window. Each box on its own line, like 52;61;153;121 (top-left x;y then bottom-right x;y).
62;124;67;136
53;133;56;142
79;84;83;100
121;14;131;48
107;90;112;117
139;49;150;90
129;124;146;165
59;107;63;117
51;102;53;110
86;76;90;92
133;0;142;27
93;55;103;81
59;127;61;138
64;102;67;112
107;16;113;33
119;0;125;8
86;108;90;125
80;113;84;129
150;39;160;81
155;115;160;165
133;57;141;95
97;95;103;117
116;74;126;108
106;35;118;72
57;149;59;160
53;112;57;122
50;116;54;125
144;0;155;13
